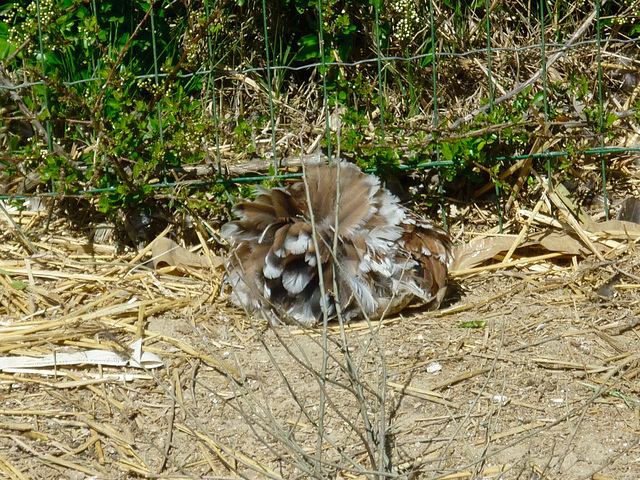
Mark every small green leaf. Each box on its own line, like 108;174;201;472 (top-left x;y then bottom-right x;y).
294;34;320;62
532;91;545;106
441;143;453;161
458;321;486;328
11;280;28;290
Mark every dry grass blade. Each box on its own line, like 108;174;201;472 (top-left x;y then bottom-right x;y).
537;176;606;261
480;421;548;444
501;197;545;264
0;203;38;254
450;252;564;277
387;382;459;409
431;368;492;391
435;465;510;479
186;424;281;479
10;435;103;476
76;414;134;445
0;452;30;480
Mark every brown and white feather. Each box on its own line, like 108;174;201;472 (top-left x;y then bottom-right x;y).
222;162;453;325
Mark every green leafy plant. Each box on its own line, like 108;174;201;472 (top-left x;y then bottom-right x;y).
0;0;636;237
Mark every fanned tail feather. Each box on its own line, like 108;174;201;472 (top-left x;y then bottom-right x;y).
222;161;453;325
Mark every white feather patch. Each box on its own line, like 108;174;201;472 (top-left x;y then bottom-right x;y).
344;273;376;314
367;254;396;276
358;256;372;273
282;267;311;294
263;254;283;279
437;252;449;264
368;225;403;243
220;222;239;239
376;197;404;224
284;230;311;255
305;251;317;266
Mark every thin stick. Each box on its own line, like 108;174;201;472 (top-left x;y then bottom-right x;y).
501;196;545;264
0;202;38;254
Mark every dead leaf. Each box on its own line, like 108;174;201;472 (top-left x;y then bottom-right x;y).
151;237;221;269
584;219;640;238
452;231;591;271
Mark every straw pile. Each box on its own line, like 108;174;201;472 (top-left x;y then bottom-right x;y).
2;175;640;479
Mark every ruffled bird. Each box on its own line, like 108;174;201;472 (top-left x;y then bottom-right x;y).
221;162;452;325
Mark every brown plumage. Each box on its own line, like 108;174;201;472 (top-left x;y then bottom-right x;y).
221;161;453;325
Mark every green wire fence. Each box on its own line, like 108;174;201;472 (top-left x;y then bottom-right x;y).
0;0;639;230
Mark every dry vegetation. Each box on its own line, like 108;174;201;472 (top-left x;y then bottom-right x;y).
2;0;640;479
2;162;640;479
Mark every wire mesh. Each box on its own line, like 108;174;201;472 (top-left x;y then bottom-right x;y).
2;2;640;478
0;0;639;227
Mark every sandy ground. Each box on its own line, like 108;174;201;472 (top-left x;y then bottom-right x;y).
1;236;639;479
